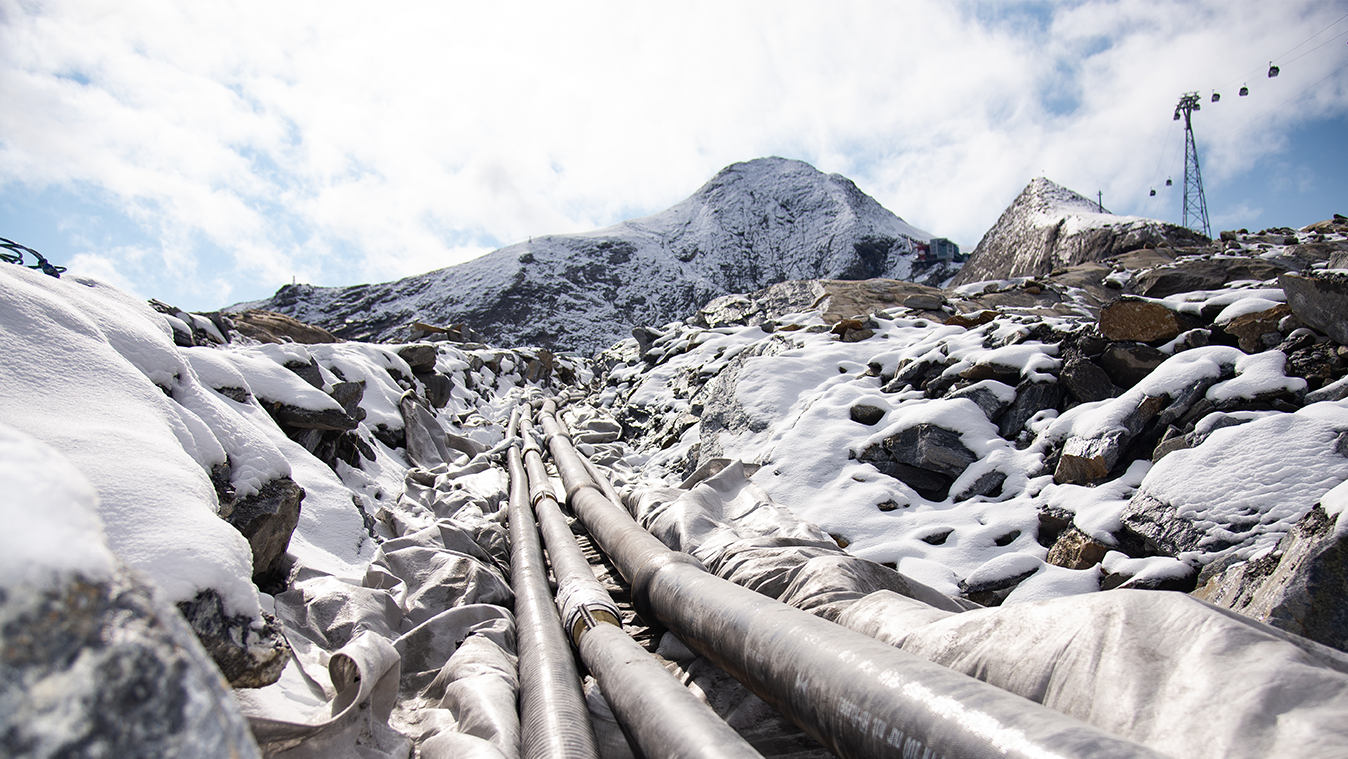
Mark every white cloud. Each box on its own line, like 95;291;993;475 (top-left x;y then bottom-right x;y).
1;0;1346;309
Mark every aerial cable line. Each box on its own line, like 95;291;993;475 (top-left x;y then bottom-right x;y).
1208;56;1348;141
1213;10;1348;90
1280;27;1348;67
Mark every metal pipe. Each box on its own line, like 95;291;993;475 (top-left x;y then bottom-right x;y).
537;401;1167;759
519;412;763;759
506;409;599;759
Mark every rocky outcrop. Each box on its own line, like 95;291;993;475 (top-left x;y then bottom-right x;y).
228;309;342;344
235;158;955;353
1194;505;1348;652
1282;272;1348;345
951;178;1208;286
176;588;290;688
0;571;261;758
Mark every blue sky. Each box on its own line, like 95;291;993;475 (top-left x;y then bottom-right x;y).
2;0;1346;312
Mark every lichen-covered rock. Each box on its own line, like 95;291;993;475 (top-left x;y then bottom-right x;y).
1046;527;1111;570
0;571;261;758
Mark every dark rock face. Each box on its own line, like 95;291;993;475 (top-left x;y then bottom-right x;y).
176;588;290;689
997;381;1062;440
1133;258;1289;299
849;404;886;426
0;571;260;758
859;423;979;501
951;178;1207;286
219;476;304;584
235;158;952;354
1281;272;1348;345
1061;357;1121;403
1098;342;1166;388
263;400;359;432
397;344;438;374
1194;506;1348;652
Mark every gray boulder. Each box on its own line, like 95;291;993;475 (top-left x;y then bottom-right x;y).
1281;272;1348;345
176;588;290;689
218;476;304;584
858;423;980;501
1193;505;1348;653
0;570;261;758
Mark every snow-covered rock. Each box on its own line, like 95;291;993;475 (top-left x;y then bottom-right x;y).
951;178;1208;286
236;157;956;354
0;425;261;758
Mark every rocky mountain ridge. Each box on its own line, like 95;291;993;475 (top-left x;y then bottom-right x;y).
235;157;958;354
951;177;1210;286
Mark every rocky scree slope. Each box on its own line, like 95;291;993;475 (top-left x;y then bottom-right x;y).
951;178;1210;286
586;212;1348;653
236;157;955;354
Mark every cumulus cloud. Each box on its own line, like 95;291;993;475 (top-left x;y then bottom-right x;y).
1;0;1345;309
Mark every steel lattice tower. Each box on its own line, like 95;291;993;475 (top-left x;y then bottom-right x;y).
1174;93;1211;238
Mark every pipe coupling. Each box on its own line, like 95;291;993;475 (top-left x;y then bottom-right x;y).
557;578;622;647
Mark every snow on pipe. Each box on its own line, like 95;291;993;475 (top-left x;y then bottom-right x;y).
517;411;765;759
505;408;600;759
536;401;1169;759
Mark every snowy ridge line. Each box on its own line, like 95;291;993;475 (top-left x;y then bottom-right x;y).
234;157;961;354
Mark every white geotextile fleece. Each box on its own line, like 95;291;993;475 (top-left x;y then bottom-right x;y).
863;589;1348;759
1140;399;1348;561
0;267;258;617
0;424;116;585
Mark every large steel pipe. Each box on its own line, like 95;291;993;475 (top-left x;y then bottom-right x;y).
537;402;1167;759
506;410;599;759
518;413;763;759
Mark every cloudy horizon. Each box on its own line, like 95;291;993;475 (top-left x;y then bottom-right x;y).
2;0;1346;311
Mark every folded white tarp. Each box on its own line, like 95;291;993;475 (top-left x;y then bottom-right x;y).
629;461;1348;759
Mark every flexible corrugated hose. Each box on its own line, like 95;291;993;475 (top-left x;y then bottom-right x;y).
536;400;1169;759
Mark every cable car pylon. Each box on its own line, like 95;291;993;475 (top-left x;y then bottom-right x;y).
1174;92;1211;238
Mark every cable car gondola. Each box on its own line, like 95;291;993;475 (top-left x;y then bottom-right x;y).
1150;189;1157;197
1269;63;1280;78
1240;84;1249;96
1166;178;1173;186
1211;91;1221;103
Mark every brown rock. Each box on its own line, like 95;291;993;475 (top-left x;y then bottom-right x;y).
1098;298;1191;342
230;310;341;344
1222;303;1293;353
945;310;999;328
1046;527;1111;570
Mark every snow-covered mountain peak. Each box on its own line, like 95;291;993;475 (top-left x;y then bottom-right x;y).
951;177;1208;286
238;157;959;354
